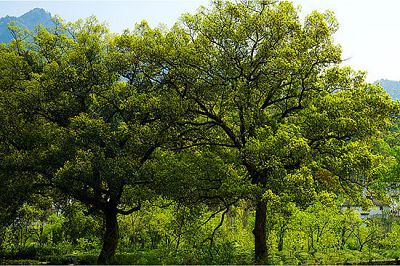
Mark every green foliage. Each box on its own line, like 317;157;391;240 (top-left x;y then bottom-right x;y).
1;0;400;264
0;197;400;264
61;201;101;245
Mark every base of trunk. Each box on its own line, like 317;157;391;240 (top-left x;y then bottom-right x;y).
253;201;268;264
97;210;119;264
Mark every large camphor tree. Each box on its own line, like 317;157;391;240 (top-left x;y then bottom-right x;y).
0;19;181;263
131;0;398;263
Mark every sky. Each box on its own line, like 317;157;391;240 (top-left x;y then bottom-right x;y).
0;0;399;82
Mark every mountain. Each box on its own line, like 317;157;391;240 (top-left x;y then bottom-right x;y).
0;8;54;43
375;79;400;101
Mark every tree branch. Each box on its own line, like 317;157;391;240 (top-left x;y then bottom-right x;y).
117;202;141;215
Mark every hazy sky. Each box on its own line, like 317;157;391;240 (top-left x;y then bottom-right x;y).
0;0;399;82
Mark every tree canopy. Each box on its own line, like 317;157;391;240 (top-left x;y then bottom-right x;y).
124;0;397;262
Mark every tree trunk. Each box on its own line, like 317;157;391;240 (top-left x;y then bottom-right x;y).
242;204;249;229
277;227;284;252
98;210;119;264
253;200;268;264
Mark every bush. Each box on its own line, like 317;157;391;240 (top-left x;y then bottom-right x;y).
0;245;60;260
0;259;43;265
44;253;98;265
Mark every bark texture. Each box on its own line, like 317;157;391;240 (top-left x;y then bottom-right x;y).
253;200;268;264
97;210;119;264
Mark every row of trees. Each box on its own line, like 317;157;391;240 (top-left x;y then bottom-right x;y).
0;0;398;264
1;197;400;264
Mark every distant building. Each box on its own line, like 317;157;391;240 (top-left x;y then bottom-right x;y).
342;194;400;219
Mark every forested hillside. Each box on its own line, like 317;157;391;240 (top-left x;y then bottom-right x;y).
0;1;399;265
0;8;53;43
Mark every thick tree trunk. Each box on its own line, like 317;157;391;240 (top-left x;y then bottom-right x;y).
253;200;268;264
98;210;119;264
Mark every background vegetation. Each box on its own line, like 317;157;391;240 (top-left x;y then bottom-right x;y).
1;196;400;264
